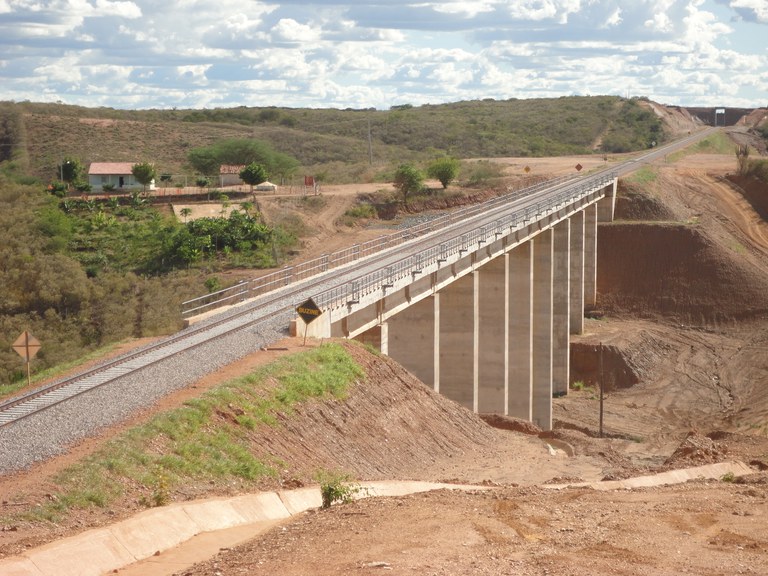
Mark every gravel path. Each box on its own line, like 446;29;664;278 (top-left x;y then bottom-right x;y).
0;321;284;474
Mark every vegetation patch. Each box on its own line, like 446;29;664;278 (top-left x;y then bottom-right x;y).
339;202;378;226
17;343;364;523
667;131;735;163
316;470;365;509
624;166;658;185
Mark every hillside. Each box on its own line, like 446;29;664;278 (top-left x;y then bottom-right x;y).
1;96;681;183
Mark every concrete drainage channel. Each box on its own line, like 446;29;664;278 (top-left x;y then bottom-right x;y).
0;464;755;576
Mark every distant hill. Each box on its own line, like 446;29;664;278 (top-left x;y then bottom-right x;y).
0;96;696;184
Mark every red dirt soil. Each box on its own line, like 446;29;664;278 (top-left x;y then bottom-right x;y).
2;140;768;575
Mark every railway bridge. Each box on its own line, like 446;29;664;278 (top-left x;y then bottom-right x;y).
297;173;617;430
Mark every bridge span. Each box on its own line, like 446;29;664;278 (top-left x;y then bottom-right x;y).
297;171;618;430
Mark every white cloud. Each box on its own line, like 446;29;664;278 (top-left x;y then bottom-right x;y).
602;7;623;28
271;18;322;43
729;0;768;23
0;0;763;109
427;1;496;18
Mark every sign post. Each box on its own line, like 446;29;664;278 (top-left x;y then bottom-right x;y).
12;331;41;387
295;298;322;346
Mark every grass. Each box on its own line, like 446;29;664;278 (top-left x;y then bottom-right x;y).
625;166;658;185
667;131;736;163
570;380;586;391
729;241;748;255
339;203;378;226
17;343;365;524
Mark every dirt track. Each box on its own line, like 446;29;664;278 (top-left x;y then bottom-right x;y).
2;145;768;575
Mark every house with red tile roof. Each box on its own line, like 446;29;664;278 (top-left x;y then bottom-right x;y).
88;162;156;191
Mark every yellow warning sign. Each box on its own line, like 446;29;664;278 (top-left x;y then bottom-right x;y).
13;331;41;362
296;298;322;324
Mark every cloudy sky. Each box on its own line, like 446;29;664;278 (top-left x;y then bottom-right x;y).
0;0;765;111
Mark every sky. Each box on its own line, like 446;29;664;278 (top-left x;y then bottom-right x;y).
0;0;765;111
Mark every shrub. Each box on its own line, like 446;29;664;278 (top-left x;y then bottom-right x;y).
316;470;363;509
464;160;504;186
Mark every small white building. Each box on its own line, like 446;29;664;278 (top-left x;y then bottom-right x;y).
219;165;245;187
88;162;156;191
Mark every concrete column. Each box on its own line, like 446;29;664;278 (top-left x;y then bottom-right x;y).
552;220;570;397
508;242;533;420
478;255;508;414
439;272;478;411
570;210;585;335
584;203;598;309
532;228;553;430
388;294;440;391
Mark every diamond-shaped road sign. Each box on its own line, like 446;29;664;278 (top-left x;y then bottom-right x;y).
296;298;322;325
13;331;41;362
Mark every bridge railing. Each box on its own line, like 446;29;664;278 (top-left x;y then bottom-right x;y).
181;172;600;318
312;171;616;313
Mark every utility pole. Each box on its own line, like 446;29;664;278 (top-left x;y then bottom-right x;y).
367;117;373;166
598;342;604;438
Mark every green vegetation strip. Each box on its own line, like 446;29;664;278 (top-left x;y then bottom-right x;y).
667;131;735;163
18;343;364;523
625;165;658;185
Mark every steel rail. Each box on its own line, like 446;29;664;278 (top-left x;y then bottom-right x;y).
312;171;617;312
0;172;604;429
181;173;580;317
0;128;719;432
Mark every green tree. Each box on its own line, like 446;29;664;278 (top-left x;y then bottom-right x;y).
393;163;424;205
239;163;268;195
59;157;84;190
215;139;275;166
132;162;156;193
179;207;192;223
187;148;220;177
271;151;300;185
188;139;299;182
427;157;460;189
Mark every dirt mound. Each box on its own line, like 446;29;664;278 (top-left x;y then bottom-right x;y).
598;163;768;324
479;413;541;435
597;222;768;323
727;174;768;220
664;430;730;467
614;180;682;221
570;334;666;390
642;101;702;136
246;342;502;485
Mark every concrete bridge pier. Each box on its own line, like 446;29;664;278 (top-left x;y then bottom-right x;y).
296;175;618;431
531;228;554;429
508;243;533;420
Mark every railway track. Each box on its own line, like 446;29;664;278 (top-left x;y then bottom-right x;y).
0;173;588;430
0;128;716;433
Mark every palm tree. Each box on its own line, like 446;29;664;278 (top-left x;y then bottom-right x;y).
180;207;192;223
